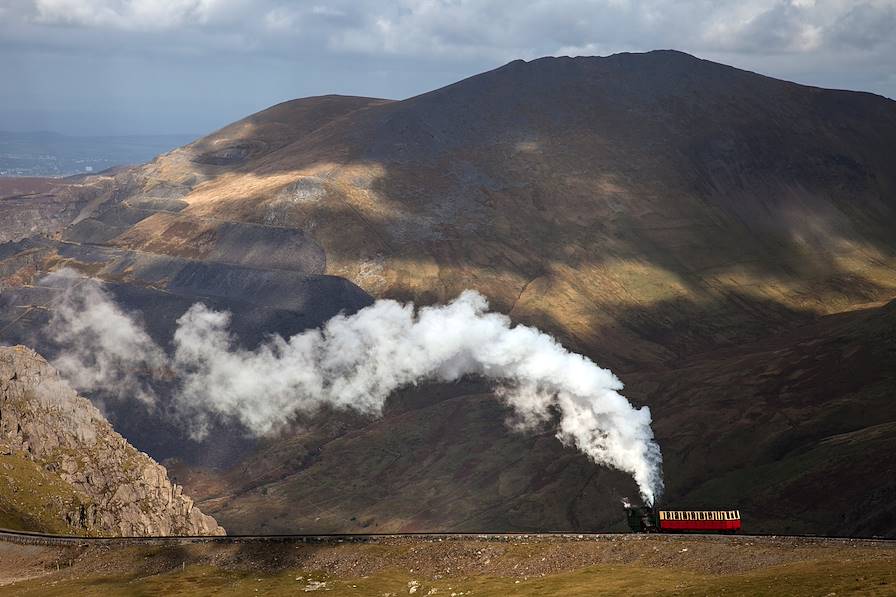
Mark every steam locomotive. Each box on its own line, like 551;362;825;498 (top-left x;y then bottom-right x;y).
624;504;741;533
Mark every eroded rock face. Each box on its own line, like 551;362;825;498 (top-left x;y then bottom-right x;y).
0;345;224;536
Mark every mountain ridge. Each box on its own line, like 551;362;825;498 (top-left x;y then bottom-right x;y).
1;50;895;535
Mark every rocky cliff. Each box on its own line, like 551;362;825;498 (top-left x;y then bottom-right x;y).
0;345;224;536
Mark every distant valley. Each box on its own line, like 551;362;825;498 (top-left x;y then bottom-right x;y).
0;131;196;177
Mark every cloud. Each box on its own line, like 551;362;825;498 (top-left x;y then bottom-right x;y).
0;0;893;135
8;0;895;58
698;0;896;55
829;1;896;50
42;269;166;406
32;0;250;30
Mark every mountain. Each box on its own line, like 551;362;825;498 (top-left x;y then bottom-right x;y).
0;346;224;536
1;50;895;535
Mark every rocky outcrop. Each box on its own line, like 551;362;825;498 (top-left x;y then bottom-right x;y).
0;345;224;536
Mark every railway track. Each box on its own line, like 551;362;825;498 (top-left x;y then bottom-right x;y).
2;528;893;548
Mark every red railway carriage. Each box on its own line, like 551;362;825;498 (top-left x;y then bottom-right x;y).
658;510;741;532
624;504;742;533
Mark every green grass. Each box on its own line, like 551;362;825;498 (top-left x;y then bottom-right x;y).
0;454;89;535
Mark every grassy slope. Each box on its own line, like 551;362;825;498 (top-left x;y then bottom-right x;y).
633;300;896;537
2;538;895;596
6;561;895;596
679;422;896;537
0;455;88;535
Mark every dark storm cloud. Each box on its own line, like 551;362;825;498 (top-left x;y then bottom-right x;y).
1;1;894;135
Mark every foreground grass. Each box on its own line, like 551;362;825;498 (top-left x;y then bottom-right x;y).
4;557;894;596
0;455;87;535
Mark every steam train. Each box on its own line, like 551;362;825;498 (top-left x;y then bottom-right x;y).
624;504;741;533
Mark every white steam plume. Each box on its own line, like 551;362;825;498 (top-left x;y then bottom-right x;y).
44;270;664;504
42;269;165;405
